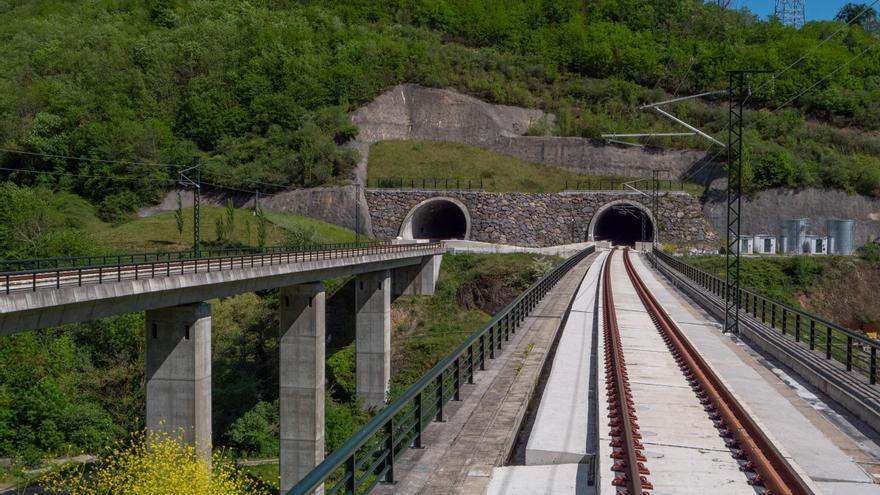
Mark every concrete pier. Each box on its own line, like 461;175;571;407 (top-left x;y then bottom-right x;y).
145;303;212;459
356;270;392;409
392;255;441;297
279;283;326;495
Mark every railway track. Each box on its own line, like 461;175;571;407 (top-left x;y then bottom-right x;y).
600;248;812;494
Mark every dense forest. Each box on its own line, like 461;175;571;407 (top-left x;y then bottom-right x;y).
1;0;880;223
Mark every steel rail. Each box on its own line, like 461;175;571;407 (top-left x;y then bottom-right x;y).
622;249;812;495
601;249;650;494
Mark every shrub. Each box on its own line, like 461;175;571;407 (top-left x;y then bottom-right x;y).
43;429;269;495
97;192;139;223
227;402;278;458
859;241;880;263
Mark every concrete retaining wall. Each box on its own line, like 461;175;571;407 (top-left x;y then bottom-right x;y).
366;190;715;247
703;188;880;248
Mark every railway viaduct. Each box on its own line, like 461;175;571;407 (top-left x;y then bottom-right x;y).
0;243;443;493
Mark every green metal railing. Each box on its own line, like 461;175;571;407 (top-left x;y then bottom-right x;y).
0;243;387;274
286;245;595;495
1;242;441;294
653;250;880;385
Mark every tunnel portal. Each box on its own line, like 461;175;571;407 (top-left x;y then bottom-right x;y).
400;198;470;240
591;203;654;246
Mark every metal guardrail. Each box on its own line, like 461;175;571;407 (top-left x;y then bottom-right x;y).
652;250;880;385
1;242;441;294
565;178;688;192
369;177;484;190
367;176;691;193
0;246;305;272
287;245;596;495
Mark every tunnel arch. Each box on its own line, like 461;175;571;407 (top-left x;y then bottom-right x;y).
588;200;656;246
399;197;471;240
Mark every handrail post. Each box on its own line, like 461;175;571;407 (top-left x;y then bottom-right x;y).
872;347;877;385
384;420;395;483
435;374;445;422
489;324;496;359
454;357;461;401
468;345;475;384
782;309;787;335
414;392;423;448
480;335;486;370
795;314;801;342
346;454;357;494
847;336;853;371
826;327;832;359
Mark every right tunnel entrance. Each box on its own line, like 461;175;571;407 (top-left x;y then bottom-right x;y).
590;202;654;246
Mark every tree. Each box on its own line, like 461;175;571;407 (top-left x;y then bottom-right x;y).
256;209;268;249
174;191;185;242
835;3;878;26
224;199;236;240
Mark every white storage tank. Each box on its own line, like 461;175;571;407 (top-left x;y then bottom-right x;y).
783;219;808;254
827;219;855;255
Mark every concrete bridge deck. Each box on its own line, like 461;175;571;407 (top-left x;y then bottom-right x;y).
0;243;443;335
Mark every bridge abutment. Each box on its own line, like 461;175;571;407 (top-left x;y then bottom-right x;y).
355;270;392;409
279;283;326;495
145;302;212;461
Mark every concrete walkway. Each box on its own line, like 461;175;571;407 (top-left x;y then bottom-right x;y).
373;253;596;495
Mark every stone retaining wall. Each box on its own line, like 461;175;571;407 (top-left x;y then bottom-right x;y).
366;190;715;247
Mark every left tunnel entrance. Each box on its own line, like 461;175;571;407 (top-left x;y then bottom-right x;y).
399;198;470;240
590;203;654;246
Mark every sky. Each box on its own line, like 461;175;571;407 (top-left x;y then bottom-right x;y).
737;1;852;21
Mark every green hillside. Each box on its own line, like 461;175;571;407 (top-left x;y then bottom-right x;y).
1;0;879;220
0;182;355;261
368;140;705;194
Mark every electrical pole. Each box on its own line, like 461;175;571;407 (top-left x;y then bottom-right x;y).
178;161;201;257
724;71;770;334
355;182;361;245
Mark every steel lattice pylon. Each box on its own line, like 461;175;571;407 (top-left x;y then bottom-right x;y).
725;71;771;335
775;0;806;28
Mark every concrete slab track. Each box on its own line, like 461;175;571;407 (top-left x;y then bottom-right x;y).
372;253;596;495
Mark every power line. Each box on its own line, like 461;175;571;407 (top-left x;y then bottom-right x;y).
0;166;176;184
0;147;182;170
0;147;292;191
682;32;880;185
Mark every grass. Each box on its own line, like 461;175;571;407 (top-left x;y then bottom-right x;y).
387;253;558;393
263;212;357;245
241;463;279;490
90;206;355;253
683;254;880;335
367;140;704;195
